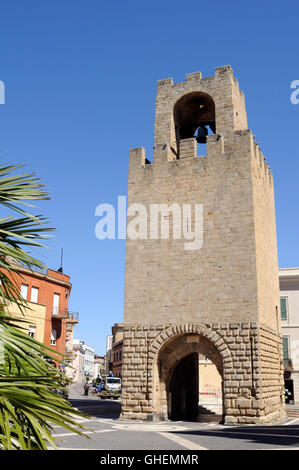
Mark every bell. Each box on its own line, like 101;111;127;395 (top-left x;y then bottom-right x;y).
196;125;208;144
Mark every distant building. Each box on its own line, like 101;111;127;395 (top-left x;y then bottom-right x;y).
72;341;85;383
72;340;95;382
93;355;105;381
105;335;113;375
111;323;123;377
1;261;79;364
279;268;299;404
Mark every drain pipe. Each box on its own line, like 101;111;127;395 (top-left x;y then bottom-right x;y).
146;339;150;400
250;329;256;398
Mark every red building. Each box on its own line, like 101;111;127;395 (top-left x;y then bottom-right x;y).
2;262;78;359
111;323;123;378
112;340;123;378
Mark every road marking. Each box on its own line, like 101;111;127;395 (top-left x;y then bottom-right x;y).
48;447;108;450
158;432;208;450
267;447;299;450
283;419;299;426
52;419;91;428
206;429;299;439
52;417;120;429
111;423;188;432
52;428;116;438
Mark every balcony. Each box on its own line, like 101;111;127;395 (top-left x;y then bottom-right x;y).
52;308;79;322
63;352;75;364
283;359;293;371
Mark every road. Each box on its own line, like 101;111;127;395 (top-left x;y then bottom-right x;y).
49;383;299;451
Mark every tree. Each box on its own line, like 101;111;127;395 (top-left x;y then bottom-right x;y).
0;163;89;449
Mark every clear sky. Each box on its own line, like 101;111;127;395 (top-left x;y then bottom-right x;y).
0;1;298;355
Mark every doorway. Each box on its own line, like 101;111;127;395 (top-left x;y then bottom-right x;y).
168;353;199;420
156;332;224;422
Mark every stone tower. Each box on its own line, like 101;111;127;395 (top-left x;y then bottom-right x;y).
121;65;285;424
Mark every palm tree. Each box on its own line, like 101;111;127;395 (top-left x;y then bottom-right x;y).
0;163;89;449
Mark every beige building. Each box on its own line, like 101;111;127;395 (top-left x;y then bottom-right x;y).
4;299;47;343
93;356;105;381
104;335;113;375
279;268;299;404
121;65;285;424
71;341;85;383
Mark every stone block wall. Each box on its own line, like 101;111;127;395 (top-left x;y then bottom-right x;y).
121;322;285;424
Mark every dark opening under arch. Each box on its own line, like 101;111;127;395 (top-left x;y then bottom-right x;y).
168;353;199;420
173;92;216;153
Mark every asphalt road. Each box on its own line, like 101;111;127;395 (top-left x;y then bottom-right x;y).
49;383;299;451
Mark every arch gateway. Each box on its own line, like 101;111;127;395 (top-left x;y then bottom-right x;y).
121;66;285;424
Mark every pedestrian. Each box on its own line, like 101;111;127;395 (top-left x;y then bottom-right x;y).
83;382;89;396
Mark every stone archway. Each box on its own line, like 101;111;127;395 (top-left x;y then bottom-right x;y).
147;324;232;422
173;91;216;155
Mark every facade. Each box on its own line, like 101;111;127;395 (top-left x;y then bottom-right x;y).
112;323;124;377
2;262;79;361
93;355;105;381
72;341;85;383
73;340;95;381
121;65;285;424
3;299;47;344
104;335;113;375
198;358;222;406
279;268;299;404
64;320;80;378
112;341;123;378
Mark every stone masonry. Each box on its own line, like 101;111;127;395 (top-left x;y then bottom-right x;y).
121;65;285;424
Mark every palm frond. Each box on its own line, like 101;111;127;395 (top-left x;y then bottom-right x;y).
0;162;91;449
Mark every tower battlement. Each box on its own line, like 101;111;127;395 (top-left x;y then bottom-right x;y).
154;65;247;156
129;127;274;189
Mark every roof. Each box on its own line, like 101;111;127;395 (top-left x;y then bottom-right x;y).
279;267;299;281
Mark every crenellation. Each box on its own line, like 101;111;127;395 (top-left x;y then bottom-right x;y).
156;77;173;91
129;147;146;167
215;64;234;77
185;71;202;81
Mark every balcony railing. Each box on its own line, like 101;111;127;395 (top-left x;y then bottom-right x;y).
283;359;293;370
52;308;79;321
64;349;74;356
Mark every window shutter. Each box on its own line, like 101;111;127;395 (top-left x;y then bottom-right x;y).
280;298;287;319
20;284;28;300
51;330;57;345
31;286;39;303
28;325;36;338
282;337;289;360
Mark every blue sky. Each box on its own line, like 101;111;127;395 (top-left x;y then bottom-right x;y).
0;1;298;355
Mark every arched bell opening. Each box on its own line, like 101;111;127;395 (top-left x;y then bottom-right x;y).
156;333;224;423
173;92;216;157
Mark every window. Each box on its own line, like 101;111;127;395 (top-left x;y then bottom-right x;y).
282;337;290;360
31;286;39;303
51;330;57;345
20;284;28;300
53;293;60;315
28;325;36;338
280;297;288;320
